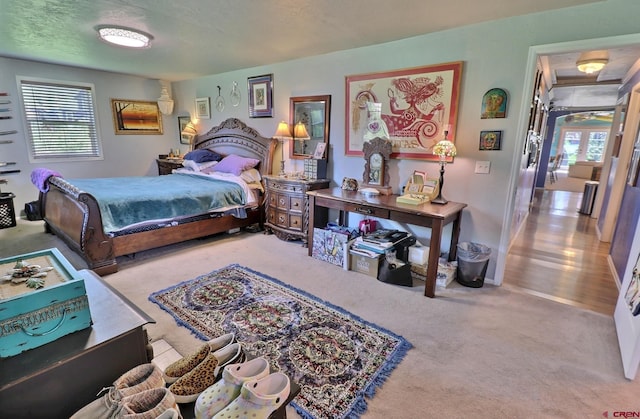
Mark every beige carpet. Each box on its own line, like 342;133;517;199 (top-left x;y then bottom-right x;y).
2;219;639;418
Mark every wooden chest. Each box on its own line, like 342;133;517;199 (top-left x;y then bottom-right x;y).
0;248;92;358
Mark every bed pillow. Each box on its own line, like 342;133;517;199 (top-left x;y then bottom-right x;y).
182;159;218;172
212;154;260;176
184;149;223;163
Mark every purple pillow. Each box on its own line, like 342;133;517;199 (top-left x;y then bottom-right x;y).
184;149;223;163
212;154;260;176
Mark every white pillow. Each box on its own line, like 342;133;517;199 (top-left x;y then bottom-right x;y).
240;168;262;183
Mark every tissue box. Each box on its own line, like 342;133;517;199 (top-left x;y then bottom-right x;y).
408;245;430;265
410;259;456;287
0;248;92;358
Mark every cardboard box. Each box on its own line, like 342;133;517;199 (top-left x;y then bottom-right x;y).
0;248;92;358
349;250;383;278
410;259;457;287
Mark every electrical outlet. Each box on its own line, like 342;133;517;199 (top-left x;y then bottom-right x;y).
475;161;491;174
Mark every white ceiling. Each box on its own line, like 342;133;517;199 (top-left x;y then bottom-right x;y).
0;0;634;109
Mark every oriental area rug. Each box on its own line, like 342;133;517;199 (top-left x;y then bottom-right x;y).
149;264;412;419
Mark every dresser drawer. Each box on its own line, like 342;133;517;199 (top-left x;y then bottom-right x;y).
343;203;390;218
289;214;303;231
289;196;303;213
266;180;304;193
275;211;289;228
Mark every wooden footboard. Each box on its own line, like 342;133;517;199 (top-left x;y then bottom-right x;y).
41;177;118;275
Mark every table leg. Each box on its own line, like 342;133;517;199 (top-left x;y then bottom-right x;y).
448;211;463;262
307;194;316;257
425;219;444;297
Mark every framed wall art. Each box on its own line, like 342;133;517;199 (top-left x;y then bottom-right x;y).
195;97;211;119
345;61;463;161
479;130;502;150
111;99;163;135
481;88;508;119
248;74;273;118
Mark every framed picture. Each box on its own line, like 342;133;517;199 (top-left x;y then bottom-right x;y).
479;130;502;150
248;74;273;118
345;62;463;160
481;88;508;119
178;116;191;145
111;99;163;135
195;97;211;119
313;143;326;159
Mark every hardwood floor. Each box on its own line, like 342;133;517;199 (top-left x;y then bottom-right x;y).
504;188;619;316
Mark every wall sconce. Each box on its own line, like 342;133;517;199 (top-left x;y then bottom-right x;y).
273;121;292;176
181;122;197;149
293;121;310;154
157;81;174;115
576;50;609;74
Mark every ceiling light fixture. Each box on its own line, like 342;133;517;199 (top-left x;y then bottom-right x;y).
96;26;153;49
576;50;609;74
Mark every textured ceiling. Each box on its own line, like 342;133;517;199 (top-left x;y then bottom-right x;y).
1;0;632;109
0;0;602;81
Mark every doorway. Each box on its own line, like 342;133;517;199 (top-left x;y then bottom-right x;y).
496;34;640;292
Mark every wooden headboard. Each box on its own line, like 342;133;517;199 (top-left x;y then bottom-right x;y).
194;118;276;176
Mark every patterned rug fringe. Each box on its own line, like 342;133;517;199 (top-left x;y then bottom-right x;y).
149;263;412;419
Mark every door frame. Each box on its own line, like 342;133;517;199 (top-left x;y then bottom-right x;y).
495;33;640;286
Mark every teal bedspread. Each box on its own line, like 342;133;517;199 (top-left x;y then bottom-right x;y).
68;173;245;233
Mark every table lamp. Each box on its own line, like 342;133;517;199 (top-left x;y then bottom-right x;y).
431;129;457;205
293;121;310;154
273;121;292;176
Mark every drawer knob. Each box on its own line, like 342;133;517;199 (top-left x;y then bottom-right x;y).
355;207;373;215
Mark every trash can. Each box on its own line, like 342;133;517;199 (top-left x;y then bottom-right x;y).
578;181;599;215
456;242;491;288
0;192;17;229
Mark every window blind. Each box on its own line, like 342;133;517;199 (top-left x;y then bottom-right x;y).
19;79;102;160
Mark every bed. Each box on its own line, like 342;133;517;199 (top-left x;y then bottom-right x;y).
39;118;276;275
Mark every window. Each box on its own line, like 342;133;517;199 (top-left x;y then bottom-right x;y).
18;77;103;162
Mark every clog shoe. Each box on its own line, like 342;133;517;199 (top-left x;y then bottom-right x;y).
70;363;165;418
194;357;270;419
163;333;234;384
212;372;290;419
169;342;245;404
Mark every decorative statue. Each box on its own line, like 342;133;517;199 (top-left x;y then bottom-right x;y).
363;102;390;141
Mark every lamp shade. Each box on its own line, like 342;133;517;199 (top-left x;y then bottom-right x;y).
293;122;310;140
433;140;457;157
181;122;197;136
273;121;292;140
576;50;609;74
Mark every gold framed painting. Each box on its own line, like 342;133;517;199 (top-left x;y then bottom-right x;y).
345;62;463;161
111;99;163;135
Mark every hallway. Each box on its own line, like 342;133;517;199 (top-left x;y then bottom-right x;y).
504;189;619;315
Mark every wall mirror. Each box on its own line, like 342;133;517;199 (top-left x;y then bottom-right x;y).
289;95;331;160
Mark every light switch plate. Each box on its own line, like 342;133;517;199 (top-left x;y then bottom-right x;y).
475;161;491;174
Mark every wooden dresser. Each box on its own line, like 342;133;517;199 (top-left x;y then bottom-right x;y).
156;158;183;175
264;175;330;245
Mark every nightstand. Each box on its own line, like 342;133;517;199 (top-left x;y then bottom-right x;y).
264;176;330;246
156;158;183;175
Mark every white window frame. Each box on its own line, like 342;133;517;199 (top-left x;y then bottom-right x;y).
17;76;103;163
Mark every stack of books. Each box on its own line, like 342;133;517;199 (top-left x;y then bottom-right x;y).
350;229;410;257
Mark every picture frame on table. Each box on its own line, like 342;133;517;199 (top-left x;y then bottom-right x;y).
248;74;273;118
345;62;463;161
313;143;326;159
111;99;163;135
195;97;211;119
479;130;502;150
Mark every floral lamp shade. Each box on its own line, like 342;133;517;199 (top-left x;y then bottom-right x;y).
433;140;457;158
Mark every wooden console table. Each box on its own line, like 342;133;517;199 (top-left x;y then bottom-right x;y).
307;188;467;298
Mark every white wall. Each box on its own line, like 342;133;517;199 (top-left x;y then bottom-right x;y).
3;0;640;281
0;58;180;210
172;0;640;280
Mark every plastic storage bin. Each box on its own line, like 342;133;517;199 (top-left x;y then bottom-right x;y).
456;242;491;288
